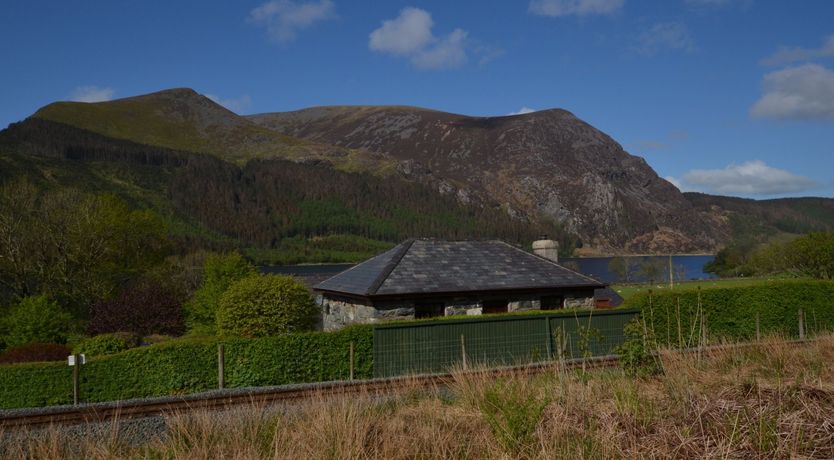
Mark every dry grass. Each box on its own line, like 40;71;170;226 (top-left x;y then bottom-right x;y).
4;335;834;459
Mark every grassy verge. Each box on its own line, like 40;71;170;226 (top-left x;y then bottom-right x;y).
5;335;833;458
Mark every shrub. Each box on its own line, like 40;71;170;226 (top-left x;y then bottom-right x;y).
88;284;184;337
0;343;71;364
185;252;256;335
216;274;317;338
73;332;140;356
614;318;660;378
1;295;74;348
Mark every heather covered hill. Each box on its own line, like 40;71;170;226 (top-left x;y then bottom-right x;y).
249;106;726;253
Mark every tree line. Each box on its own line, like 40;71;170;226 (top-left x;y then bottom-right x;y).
705;232;834;279
1;118;580;259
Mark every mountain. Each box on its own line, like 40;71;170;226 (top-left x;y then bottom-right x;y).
0;114;572;264
3;88;832;258
249;106;725;253
32;88;394;174
685;193;834;243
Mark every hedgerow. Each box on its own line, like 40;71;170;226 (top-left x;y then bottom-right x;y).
625;280;834;344
0;325;373;410
73;332;141;356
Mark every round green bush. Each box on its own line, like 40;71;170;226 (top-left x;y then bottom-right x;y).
216;274;317;338
73;332;140;356
1;295;74;348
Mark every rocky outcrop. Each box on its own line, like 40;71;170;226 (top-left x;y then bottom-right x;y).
250;106;725;253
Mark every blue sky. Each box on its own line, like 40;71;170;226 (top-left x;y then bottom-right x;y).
2;0;833;198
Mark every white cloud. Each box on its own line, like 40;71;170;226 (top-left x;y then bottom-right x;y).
69;86;115;103
369;7;434;55
205;94;253;114
529;0;624;17
679;160;818;195
368;7;472;70
761;35;834;67
750;64;834;120
249;0;335;44
507;107;537;115
664;176;685;191
633;22;697;56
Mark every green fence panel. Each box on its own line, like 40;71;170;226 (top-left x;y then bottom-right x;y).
373;309;639;377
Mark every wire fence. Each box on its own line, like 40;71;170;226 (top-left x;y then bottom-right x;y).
373;310;638;377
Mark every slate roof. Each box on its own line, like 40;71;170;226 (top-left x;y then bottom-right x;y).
594;287;624;307
314;239;605;297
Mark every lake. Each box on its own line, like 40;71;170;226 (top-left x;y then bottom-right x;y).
263;255;716;285
560;255;717;284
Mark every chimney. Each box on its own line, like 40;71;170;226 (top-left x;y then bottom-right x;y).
532;237;559;263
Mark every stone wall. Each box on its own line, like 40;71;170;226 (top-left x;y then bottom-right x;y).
564;295;595;309
319;290;597;330
318;295;415;331
508;297;541;312
444;299;482;316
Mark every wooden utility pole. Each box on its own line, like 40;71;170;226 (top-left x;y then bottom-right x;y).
799;309;806;340
756;312;761;341
460;334;468;371
669;254;674;289
72;354;80;405
349;341;355;381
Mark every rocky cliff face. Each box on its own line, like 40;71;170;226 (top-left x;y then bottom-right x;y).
249;106;726;253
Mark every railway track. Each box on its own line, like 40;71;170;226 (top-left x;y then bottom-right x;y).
0;354;620;429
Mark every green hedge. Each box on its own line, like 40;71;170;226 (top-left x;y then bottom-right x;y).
0;325;373;410
625;280;834;345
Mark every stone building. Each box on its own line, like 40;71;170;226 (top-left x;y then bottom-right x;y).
314;239;606;330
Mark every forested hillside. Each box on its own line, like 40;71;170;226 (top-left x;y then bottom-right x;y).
0;118;576;265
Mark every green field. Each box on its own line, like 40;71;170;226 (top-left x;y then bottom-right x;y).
612;276;811;300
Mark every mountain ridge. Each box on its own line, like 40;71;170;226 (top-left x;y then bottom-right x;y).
249;103;723;252
6;87;833;255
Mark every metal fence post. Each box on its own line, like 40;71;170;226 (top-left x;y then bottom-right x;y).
217;344;225;390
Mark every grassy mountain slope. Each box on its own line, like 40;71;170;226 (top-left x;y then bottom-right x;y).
33;89;394;174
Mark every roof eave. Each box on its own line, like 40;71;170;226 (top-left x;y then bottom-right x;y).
315;282;605;301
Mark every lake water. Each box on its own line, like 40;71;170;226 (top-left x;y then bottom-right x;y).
560;255;717;284
263;255;716;285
